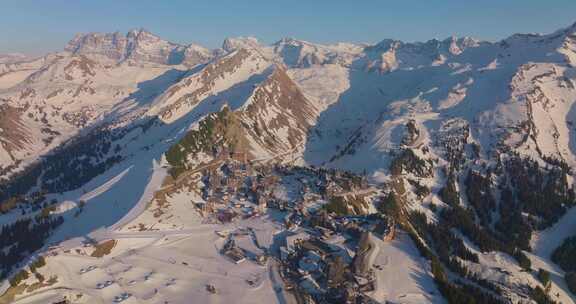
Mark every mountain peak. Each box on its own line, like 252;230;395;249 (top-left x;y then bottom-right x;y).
274;37;303;45
65;31;128;61
127;28;162;41
222;36;261;52
366;39;401;52
0;53;30;64
440;36;481;55
127;27;150;35
65;30;214;66
564;21;576;37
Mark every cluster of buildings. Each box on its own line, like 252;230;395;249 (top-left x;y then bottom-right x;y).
276;209;395;303
218;228;268;266
197;153;276;221
221;238;247;264
195;152;399;302
277;227;383;303
196;150;373;224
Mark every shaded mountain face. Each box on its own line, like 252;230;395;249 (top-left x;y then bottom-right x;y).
1;23;576;303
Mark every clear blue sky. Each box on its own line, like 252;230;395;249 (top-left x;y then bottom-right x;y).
1;0;575;55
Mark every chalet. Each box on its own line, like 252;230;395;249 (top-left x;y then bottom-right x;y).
286;231;310;253
297;250;322;274
255;254;268;266
225;248;246;264
217;209;237;223
221;239;246;264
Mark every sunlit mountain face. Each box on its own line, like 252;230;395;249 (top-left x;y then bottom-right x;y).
1;21;576;304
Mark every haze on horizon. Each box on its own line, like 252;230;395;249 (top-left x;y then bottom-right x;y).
1;0;576;56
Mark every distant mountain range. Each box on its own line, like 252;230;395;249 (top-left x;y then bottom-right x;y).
0;53;30;64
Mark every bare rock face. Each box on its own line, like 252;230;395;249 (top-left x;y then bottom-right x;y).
222;37;262;53
181;44;214;66
239;65;318;153
272;38;363;68
363;37;482;73
65;32;128;61
0;104;32;162
124;29;185;65
66;29;213;66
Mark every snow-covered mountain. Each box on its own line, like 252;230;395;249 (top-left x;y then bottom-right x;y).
65;29;214;66
1;23;576;304
0;53;31;64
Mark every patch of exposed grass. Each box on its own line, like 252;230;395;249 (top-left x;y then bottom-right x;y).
0;284;27;304
91;239;117;258
26;276;58;293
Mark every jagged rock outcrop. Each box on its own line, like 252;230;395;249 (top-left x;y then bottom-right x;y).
66;29;213;66
272;38;363;68
239;65;318;154
363;36;483;73
222;36;262;53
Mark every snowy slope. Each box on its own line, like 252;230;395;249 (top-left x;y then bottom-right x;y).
299;22;576;173
2;21;576;304
0;53;31;64
0;52;183;177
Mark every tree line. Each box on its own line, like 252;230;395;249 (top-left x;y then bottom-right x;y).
0;215;63;280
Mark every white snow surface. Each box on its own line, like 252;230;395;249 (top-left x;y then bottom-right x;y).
369;232;445;304
3;22;576;304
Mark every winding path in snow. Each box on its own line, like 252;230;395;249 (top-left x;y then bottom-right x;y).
528;206;576;304
108;159;167;232
531;206;576;258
